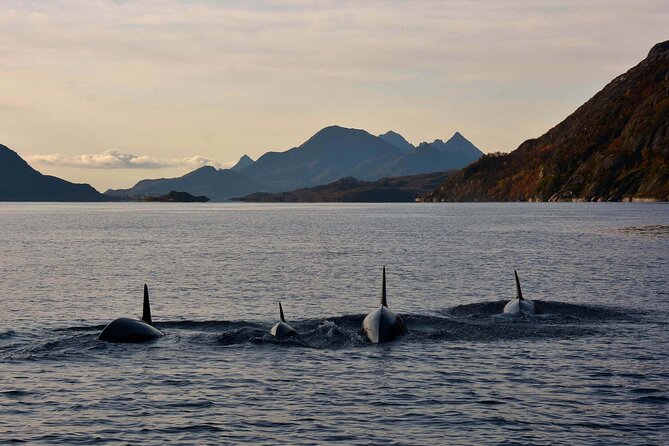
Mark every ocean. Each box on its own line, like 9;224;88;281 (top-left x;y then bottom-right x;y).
0;202;667;445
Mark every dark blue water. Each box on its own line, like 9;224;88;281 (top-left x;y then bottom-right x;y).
1;203;667;445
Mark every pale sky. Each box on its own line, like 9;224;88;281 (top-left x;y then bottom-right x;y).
1;0;667;191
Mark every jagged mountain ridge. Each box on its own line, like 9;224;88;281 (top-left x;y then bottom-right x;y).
379;131;415;153
231;155;254;171
422;132;485;167
236;125;405;191
108;126;483;201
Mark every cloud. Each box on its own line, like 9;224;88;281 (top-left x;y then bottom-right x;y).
3;0;669;176
25;150;226;169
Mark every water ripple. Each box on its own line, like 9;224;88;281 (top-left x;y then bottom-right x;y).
0;203;667;445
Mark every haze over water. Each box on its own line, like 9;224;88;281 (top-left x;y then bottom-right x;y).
0;203;667;445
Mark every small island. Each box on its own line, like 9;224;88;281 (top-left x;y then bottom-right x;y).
139;190;210;203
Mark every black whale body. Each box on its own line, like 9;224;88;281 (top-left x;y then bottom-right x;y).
270;302;298;339
98;284;164;343
361;267;407;343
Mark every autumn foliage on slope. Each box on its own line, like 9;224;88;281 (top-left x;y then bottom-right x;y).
422;41;669;202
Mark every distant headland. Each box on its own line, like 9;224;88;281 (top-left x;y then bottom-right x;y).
139;191;210;203
233;172;453;203
419;40;669;203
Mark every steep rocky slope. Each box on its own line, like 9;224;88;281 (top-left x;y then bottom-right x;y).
422;41;669;202
0;144;105;201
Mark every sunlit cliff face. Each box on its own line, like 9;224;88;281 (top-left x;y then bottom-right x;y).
1;0;667;190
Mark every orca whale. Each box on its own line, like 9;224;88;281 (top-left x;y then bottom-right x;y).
270;302;298;339
361;267;407;343
503;270;535;315
98;284;165;343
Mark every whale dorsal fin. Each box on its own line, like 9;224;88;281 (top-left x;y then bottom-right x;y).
381;266;387;307
514;270;524;301
142;284;153;325
279;301;286;322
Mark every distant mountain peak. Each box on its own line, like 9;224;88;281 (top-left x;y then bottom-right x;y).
307;125;374;142
315;124;351;134
648;40;669;58
418;132;484;159
192;165;218;174
297;125;401;155
442;132;470;146
380;130;404;139
231;154;254;172
379;131;415;154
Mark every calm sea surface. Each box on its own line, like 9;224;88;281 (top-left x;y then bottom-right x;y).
0;203;667;445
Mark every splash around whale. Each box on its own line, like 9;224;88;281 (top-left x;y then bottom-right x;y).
98;284;164;343
361;267;407;343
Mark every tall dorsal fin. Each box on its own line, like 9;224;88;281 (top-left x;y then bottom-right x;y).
142;283;153;325
514;270;524;301
279;301;286;322
381;266;387;307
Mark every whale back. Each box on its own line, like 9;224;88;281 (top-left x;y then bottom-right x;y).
270;321;298;339
362;306;406;343
514;270;523;301
271;302;298;338
503;298;535;314
98;283;164;343
98;317;163;343
142;283;152;325
362;267;407;343
503;272;535;315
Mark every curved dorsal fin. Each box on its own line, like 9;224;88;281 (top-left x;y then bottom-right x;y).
279;301;286;322
142;283;153;325
381;266;387;307
514;270;523;301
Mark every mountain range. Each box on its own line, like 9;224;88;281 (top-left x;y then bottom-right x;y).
0;144;105;201
106;165;258;202
0;127;481;202
422;40;669;202
8;43;666;203
106;127;483;201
